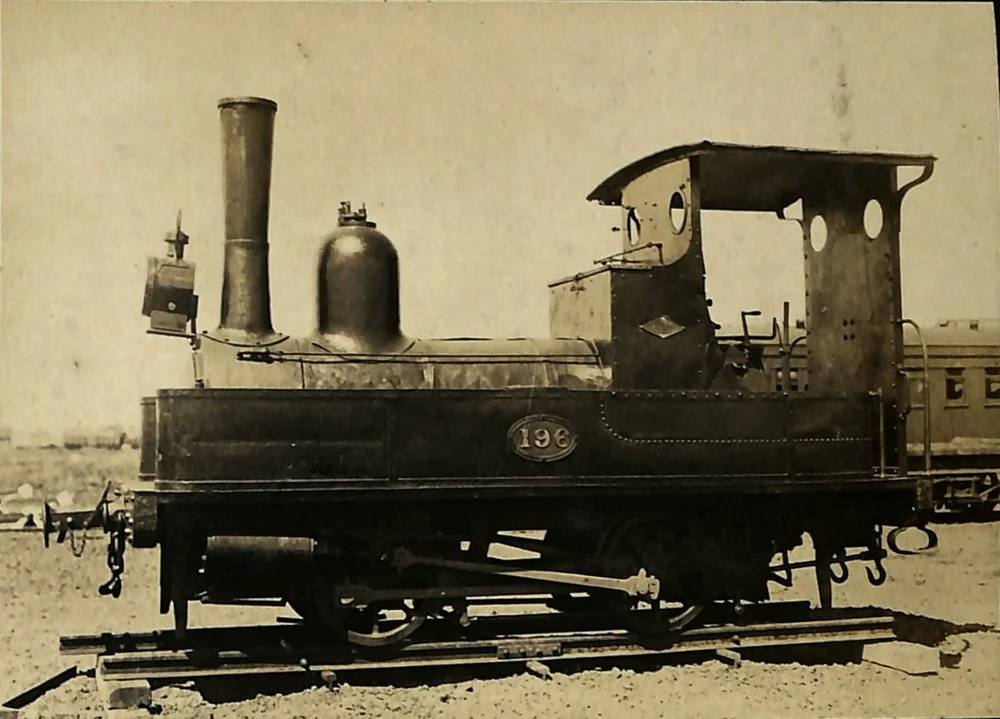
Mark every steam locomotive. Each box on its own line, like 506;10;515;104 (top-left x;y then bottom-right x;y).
46;96;943;649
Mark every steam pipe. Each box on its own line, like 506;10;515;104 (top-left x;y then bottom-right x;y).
215;97;281;343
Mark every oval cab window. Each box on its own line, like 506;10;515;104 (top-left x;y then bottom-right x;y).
864;199;884;239
809;214;828;252
669;191;687;234
626;207;642;246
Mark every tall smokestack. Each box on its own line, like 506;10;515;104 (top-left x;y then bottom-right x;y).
216;97;279;342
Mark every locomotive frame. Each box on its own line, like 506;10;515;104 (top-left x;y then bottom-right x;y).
48;96;942;649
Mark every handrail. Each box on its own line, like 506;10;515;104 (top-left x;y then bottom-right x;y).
716;316;780;344
900;319;931;473
877;388;886;479
593;241;665;266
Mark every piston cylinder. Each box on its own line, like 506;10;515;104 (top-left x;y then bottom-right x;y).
202;535;316;598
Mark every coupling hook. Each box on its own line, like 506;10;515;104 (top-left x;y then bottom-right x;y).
865;553;887;586
830;551;849;584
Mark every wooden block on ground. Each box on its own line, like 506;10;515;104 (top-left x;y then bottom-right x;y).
525;660;552;680
96;669;151;713
96;656;151;712
863;641;940;676
715;648;743;667
102;680;152;711
938;636;970;669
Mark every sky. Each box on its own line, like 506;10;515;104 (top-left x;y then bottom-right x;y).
1;1;998;434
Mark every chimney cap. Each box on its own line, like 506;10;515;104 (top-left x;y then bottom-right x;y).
218;97;277;111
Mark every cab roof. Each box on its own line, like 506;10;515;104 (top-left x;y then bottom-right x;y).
588;141;937;210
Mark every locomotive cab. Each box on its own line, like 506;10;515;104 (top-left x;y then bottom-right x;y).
568;141;936;477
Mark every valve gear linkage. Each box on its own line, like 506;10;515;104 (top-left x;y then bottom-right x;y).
390;547;661;600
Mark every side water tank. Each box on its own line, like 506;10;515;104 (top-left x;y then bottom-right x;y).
316;202;405;353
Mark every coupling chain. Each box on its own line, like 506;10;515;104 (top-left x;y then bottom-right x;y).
68;528;87;558
98;513;127;599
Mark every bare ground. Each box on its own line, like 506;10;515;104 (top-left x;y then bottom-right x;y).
1;447;998;718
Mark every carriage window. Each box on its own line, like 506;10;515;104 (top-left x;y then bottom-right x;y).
986;367;1000;406
945;368;966;406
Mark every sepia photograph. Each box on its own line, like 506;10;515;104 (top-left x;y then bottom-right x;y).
1;1;998;717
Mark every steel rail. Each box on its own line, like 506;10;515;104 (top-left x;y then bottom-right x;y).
60;601;818;657
90;614;895;683
60;611;614;657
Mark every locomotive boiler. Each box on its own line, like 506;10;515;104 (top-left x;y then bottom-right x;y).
47;96;940;649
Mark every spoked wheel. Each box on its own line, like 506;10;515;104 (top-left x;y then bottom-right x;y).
343;600;429;649
597;514;706;646
292;578;431;655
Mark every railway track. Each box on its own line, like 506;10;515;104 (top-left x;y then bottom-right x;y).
2;601;900;716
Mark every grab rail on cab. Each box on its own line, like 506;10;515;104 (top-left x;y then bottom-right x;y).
900;318;931;473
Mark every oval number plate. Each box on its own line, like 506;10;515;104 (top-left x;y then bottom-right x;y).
508;415;578;463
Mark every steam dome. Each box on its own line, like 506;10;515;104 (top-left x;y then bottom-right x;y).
315;202;404;353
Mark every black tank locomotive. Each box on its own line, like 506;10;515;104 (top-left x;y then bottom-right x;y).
50;97;940;647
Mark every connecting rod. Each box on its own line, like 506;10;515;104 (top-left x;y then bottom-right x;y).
390;548;661;600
